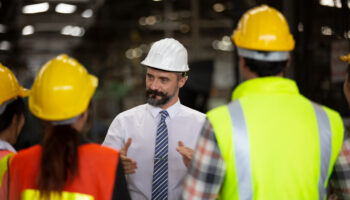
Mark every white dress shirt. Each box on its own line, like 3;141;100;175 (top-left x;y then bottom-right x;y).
103;100;205;200
0;139;16;153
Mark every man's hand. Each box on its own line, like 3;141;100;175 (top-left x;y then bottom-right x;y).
176;141;194;169
120;138;138;174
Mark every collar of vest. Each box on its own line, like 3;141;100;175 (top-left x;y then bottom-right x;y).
232;77;300;100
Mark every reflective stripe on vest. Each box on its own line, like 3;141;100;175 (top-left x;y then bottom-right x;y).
224;101;332;200
311;103;332;200
0;153;13;187
21;189;94;200
228;101;252;200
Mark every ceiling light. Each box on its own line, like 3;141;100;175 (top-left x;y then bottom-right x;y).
81;9;93;18
0;24;7;33
22;25;35;35
179;24;190;33
145;16;157;25
0;41;11;51
139;17;147;26
213;3;225;12
22;2;49;14
319;0;342;8
125;48;143;59
55;3;76;14
345;30;350;39
298;22;304;32
153;0;162;2
321;26;332;35
61;25;85;37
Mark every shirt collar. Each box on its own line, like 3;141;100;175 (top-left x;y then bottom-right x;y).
232;77;300;100
147;100;181;119
0;139;16;153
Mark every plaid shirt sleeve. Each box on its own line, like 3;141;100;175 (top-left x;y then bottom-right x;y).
329;129;350;199
181;119;226;200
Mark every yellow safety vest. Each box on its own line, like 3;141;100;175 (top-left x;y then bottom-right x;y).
207;77;344;200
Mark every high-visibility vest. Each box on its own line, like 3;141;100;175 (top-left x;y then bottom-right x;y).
9;143;120;200
0;150;14;200
207;77;344;200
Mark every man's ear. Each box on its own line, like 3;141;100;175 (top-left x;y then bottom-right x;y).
178;76;187;88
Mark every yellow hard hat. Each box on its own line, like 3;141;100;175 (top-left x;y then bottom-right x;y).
340;53;350;64
0;63;29;107
232;4;295;52
29;54;98;121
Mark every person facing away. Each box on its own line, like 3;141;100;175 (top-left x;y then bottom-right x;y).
103;38;206;200
8;54;131;200
182;4;344;200
328;53;350;199
0;64;29;199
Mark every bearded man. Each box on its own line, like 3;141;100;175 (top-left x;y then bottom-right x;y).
103;38;205;200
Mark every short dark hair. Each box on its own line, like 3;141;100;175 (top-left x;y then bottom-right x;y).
0;98;26;132
243;57;288;77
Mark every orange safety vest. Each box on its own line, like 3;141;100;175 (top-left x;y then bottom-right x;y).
0;150;14;200
9;143;120;200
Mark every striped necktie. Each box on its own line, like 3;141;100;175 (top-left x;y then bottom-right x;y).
151;110;169;200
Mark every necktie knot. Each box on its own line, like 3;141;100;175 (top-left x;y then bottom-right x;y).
159;110;168;122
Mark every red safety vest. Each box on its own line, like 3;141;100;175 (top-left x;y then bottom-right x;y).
9;143;120;200
0;150;13;200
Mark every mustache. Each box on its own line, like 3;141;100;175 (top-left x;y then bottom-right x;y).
146;89;166;97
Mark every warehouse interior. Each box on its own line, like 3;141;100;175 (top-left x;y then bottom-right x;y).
0;0;349;148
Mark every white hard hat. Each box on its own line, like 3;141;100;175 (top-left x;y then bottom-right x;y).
141;38;189;72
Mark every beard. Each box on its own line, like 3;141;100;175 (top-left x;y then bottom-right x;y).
146;86;178;107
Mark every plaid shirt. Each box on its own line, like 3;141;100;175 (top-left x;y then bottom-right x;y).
329;130;350;200
182;120;350;200
182;119;225;200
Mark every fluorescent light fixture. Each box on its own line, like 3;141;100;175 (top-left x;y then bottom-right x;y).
61;25;85;37
0;24;7;33
22;3;49;14
81;9;93;18
0;41;11;51
319;0;342;8
22;25;35;35
55;3;76;14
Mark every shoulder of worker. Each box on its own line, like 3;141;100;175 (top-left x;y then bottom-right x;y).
317;102;344;131
178;103;206;121
79;143;120;157
10;145;42;165
111;104;148;121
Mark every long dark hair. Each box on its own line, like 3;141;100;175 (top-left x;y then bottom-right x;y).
37;103;93;198
0;98;26;132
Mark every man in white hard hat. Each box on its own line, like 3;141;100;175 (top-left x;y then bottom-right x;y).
103;38;205;200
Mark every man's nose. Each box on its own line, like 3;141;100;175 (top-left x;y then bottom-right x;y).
149;79;160;90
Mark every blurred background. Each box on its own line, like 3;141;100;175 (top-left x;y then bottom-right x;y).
0;0;349;149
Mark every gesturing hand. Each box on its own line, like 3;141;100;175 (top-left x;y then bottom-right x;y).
176;141;194;169
120;138;138;174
